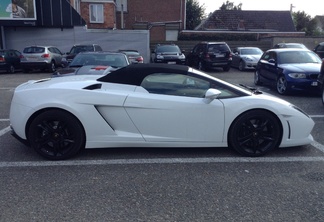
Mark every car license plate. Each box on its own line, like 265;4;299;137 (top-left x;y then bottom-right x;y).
168;62;176;64
215;54;225;58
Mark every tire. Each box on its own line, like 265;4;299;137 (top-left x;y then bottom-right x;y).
223;65;230;72
8;65;15;73
254;70;262;85
321;86;324;106
198;61;205;71
238;61;245;71
276;75;288;95
28;110;85;160
228;110;282;157
48;61;56;73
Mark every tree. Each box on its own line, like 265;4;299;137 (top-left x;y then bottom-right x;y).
292;11;317;36
186;0;205;30
219;1;242;10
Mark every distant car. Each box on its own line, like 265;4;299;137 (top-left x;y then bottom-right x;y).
52;51;129;77
118;49;144;63
64;44;103;64
313;42;324;59
231;47;263;71
151;44;186;65
254;48;322;95
10;63;315;160
186;42;232;71
273;43;307;49
20;46;64;73
317;59;324;105
0;49;22;73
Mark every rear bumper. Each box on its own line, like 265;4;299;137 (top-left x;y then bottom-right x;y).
21;62;51;70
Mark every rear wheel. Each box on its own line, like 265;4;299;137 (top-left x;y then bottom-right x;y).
28;110;85;160
48;61;56;73
8;65;15;73
228;110;282;157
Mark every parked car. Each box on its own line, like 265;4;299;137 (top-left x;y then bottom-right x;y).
10;63;314;160
186;42;232;71
64;44;103;64
317;59;324;105
273;43;308;49
20;46;64;73
52;51;130;77
151;44;186;65
231;47;263;71
313;42;324;59
118;49;144;63
254;48;322;95
0;49;22;73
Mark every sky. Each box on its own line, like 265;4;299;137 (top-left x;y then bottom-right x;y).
198;0;323;18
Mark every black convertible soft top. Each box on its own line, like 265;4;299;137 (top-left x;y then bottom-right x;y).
97;63;189;86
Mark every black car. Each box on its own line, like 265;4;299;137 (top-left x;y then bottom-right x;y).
313;42;324;59
151;44;186;65
186;42;232;71
273;43;307;49
318;59;324;105
255;48;322;95
64;44;103;64
0;49;22;73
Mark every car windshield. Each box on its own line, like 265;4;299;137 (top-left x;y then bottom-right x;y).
156;46;180;53
70;46;94;54
241;48;262;55
69;53;128;68
23;47;45;53
208;44;229;53
279;51;322;64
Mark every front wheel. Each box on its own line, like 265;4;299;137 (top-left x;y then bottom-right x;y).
28;110;85;160
238;61;245;71
276;75;288;95
228;110;282;157
48;61;56;73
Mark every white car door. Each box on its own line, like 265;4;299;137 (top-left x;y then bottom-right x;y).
124;73;225;142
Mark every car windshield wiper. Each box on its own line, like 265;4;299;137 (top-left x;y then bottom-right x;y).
239;84;263;94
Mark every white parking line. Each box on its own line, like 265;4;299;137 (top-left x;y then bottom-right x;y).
1;156;324;168
0;126;11;136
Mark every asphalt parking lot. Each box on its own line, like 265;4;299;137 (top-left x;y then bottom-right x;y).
1;68;324;221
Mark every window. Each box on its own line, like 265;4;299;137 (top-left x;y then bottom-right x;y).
141;73;210;98
89;4;104;23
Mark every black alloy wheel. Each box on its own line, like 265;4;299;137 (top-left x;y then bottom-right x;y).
28;110;85;160
48;61;56;73
228;110;282;157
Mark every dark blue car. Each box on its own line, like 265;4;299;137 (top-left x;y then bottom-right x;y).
254;48;322;95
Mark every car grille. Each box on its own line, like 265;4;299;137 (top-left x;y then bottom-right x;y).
309;74;319;79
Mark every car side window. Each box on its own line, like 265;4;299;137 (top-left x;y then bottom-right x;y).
140;73;210;98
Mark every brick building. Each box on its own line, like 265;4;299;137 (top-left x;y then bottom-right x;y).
69;0;186;41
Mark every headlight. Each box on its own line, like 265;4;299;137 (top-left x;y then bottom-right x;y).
242;57;253;62
288;73;306;79
291;105;310;118
179;54;185;59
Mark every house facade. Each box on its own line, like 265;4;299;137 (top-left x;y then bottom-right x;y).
69;0;186;41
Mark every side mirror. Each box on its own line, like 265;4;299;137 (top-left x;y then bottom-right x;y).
204;88;221;104
268;59;276;64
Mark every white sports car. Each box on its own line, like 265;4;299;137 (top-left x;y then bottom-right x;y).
10;64;315;160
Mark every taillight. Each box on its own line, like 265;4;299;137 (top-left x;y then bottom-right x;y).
41;54;50;58
204;53;210;59
20;55;24;59
136;56;144;62
0;56;5;62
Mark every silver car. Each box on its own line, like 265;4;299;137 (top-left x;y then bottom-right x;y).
21;46;64;73
231;47;263;71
